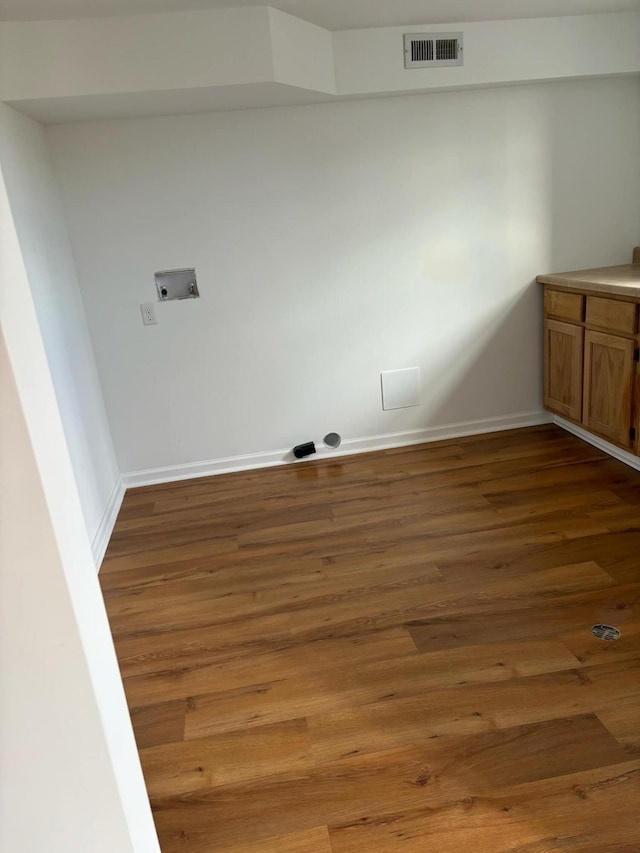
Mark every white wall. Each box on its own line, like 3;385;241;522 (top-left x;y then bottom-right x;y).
268;7;336;94
2;9;639;123
0;103;120;554
334;13;640;95
0;156;159;851
47;76;640;476
0;8;275;101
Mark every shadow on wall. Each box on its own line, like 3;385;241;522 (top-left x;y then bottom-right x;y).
426;284;544;430
368;284;545;443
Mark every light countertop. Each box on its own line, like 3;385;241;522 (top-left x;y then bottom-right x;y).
537;264;640;298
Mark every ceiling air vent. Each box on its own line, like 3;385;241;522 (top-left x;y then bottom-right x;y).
404;32;463;69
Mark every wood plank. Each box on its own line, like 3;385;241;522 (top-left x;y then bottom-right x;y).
435;529;640;587
130;699;185;749
120;626;416;705
102;535;237;573
307;658;640;763
116;623;415;681
140;718;313;798
597;696;640;750
104;558;443;624
212;827;333;853
486;485;620;522
182;638;579;742
328;759;640;853
409;581;640;653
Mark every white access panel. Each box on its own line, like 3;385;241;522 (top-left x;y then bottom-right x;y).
380;367;421;411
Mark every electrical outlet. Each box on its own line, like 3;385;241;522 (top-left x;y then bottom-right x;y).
140;302;157;326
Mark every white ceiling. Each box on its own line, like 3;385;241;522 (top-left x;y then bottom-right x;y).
1;0;639;27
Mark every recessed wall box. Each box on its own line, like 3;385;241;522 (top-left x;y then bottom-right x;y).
154;268;199;301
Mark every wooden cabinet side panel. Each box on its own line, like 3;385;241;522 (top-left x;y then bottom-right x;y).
582;330;635;448
543;320;583;422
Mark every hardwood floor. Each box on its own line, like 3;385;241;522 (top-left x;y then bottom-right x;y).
100;425;640;853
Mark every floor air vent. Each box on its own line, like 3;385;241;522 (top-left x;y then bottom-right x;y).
591;624;621;641
404;33;463;69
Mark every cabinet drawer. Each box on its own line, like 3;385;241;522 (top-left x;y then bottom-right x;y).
544;290;584;323
586;296;637;335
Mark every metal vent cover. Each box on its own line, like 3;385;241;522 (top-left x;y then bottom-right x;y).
404;32;463;69
591;624;621;641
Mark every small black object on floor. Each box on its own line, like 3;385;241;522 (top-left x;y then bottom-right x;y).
293;441;316;459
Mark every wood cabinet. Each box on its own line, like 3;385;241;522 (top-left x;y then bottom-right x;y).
542;285;639;452
582;330;635;447
543;319;583;422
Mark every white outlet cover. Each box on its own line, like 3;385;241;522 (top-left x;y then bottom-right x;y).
140;302;157;325
381;367;421;410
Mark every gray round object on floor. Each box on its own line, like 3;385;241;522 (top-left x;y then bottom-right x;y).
591;624;621;641
323;432;342;449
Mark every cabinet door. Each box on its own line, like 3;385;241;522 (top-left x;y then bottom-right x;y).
543;319;584;421
582;330;635;448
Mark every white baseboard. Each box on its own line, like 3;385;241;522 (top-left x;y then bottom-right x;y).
122;410;552;489
553;415;640;472
92;476;125;571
